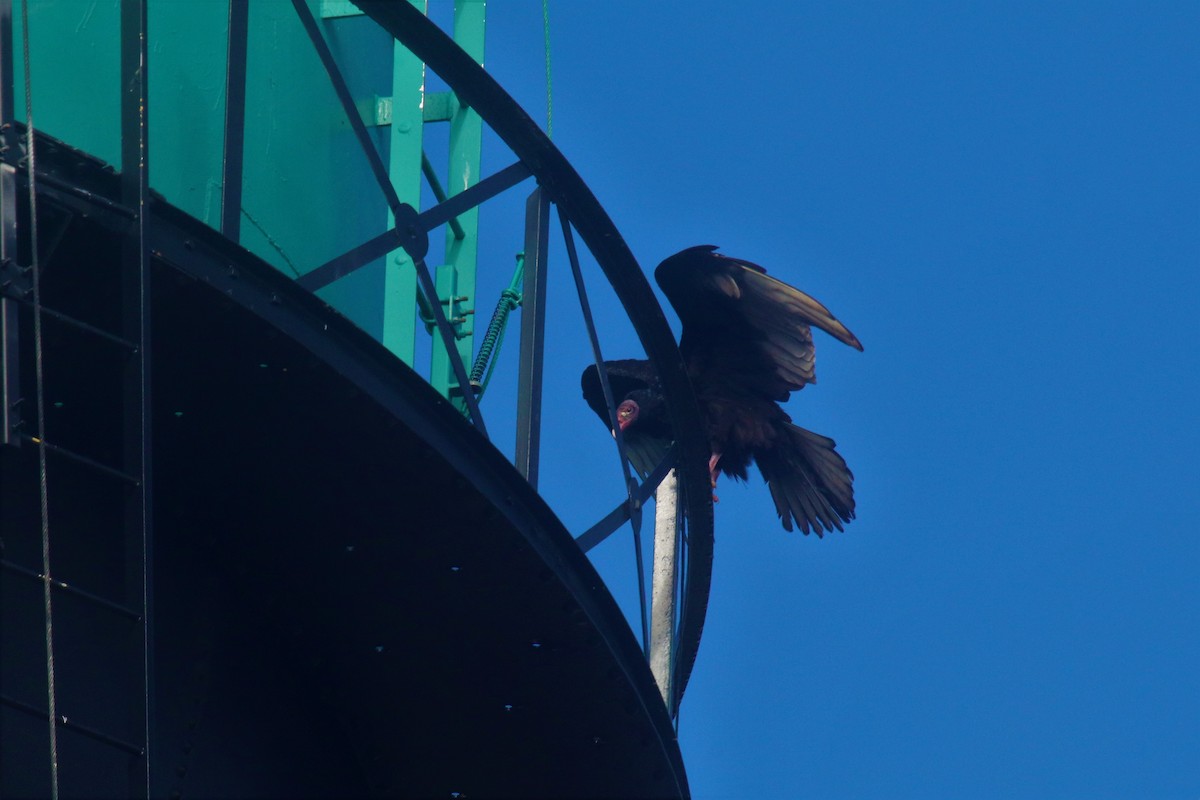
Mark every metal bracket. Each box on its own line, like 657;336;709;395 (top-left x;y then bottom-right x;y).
394;202;430;261
318;0;364;20
365;94;459;129
369;95;393;127
423;91;457;123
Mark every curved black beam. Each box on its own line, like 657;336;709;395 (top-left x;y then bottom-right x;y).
352;0;715;705
147;200;690;799
8;133;691;795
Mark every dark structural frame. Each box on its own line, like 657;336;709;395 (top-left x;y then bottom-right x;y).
0;0;716;794
280;0;717;717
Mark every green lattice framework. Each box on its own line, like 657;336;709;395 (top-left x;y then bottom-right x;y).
12;0;485;401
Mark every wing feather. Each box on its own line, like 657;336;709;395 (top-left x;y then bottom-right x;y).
655;245;862;399
757;423;855;535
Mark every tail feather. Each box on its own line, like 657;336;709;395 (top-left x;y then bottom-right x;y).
758;423;855;535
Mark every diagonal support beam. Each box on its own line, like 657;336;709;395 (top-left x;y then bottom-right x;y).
575;447;678;554
291;0;403;217
296;160;530;292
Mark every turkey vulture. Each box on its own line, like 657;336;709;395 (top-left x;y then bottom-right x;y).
581;245;862;535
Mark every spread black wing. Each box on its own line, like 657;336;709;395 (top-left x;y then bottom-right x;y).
655;245;862;402
654;245;862;535
580;359;672;479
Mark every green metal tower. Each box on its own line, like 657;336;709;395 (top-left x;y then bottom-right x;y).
0;3;719;794
13;0;488;405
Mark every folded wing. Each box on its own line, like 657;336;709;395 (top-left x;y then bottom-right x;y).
580;359;672;478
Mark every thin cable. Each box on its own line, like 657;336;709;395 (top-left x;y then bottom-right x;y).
542;0;553;138
20;1;59;797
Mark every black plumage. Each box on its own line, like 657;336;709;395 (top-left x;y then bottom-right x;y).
581;245;862;535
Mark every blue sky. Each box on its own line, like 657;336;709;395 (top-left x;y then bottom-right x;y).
434;2;1199;797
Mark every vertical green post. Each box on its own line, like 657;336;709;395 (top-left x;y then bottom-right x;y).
381;0;427;365
430;0;484;406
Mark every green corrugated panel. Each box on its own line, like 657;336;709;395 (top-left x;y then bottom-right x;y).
13;0;492;396
430;0;484;406
238;2;393;338
14;0;121;167
16;1;400;342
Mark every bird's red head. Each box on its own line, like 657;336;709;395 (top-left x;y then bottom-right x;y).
616;399;639;432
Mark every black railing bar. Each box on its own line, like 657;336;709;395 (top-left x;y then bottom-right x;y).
416;159;530;233
420;151;465;240
32;170;136;219
22;434;140;485
412;255;487;435
557;207;639;513
0;694;145;756
291;0;404;217
8;297;138;351
575;446;677;554
672;522;691;714
119;0;154;778
297;161;529;292
630;500;650;652
295;226;404;292
513;188;548;484
667;495;685;718
672;520;691;712
1;558;143;621
574;500;629;556
220;0;249;240
558;208;648;650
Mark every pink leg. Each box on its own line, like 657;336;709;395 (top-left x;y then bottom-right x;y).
708;452;722;503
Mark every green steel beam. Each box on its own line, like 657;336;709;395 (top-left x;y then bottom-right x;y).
429;0;485;408
380;0;428;364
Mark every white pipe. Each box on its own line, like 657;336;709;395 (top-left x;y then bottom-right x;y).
649;468;679;709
